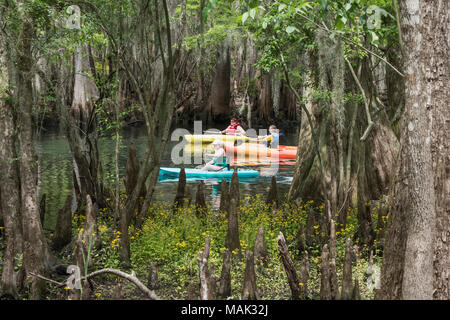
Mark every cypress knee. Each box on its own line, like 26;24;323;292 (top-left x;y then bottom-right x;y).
352;278;361;300
195;181;207;218
266;176;278;208
242;251;258;300
329;219;338;299
229;170;240;206
299;251;310;299
253;226;268;266
173;168;186;210
225;197;241;259
52;194;73;251
208;262;217;300
320;244;331;300
119;204;131;269
148;261;158;290
218;249;232;298
277;232;301;300
198;236;214;300
219;178;229;214
340;238;353;300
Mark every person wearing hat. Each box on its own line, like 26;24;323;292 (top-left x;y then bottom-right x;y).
201;139;230;171
221;118;246;135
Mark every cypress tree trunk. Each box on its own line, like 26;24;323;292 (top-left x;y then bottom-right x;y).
208;47;231;122
67;44;102;209
0;33;23;298
257;71;273;122
425;0;449;301
380;0;448;300
396;0;435;300
16;17;51;299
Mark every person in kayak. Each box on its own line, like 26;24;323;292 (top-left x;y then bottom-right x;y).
250;125;280;148
221;117;246;135
201;139;230;171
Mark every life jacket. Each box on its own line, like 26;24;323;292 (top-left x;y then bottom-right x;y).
213;155;230;170
226;122;241;134
266;132;280;149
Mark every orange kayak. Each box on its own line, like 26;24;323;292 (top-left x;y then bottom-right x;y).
224;143;297;160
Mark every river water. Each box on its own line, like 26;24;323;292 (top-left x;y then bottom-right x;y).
36;125;298;230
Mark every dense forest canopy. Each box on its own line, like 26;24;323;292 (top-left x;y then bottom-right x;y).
0;0;448;302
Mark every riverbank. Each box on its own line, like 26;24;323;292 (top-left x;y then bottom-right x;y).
32;194;382;300
36;126;298;231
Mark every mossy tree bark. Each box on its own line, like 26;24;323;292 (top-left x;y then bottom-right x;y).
0;28;23;298
208;46;231;122
379;0;448;300
16;12;52;299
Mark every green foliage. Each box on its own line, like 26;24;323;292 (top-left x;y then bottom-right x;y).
71;194;384;299
95;101;137;138
55;188;386;300
182;0;242;51
236;0;399;90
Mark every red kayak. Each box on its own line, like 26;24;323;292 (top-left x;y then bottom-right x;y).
224;143;297;161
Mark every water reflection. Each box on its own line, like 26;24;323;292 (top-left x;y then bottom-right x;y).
36;126;297;230
158;175;261;208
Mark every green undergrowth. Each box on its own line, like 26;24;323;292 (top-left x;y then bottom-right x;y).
72;194;383;300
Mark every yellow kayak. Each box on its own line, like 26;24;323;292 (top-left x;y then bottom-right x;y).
183;143;215;154
184;134;251;144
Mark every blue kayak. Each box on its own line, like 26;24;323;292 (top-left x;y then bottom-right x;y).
159;167;259;179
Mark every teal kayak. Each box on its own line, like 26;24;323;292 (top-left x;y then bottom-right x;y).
159;167;259;179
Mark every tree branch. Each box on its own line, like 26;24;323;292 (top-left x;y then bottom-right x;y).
295;11;404;78
345;57;374;141
28;268;161;300
279;50;325;181
84;268;160;300
28;272;65;287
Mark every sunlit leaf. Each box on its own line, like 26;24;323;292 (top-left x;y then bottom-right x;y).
335;15;347;30
286;26;299;34
242;11;249;24
370;30;379;44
